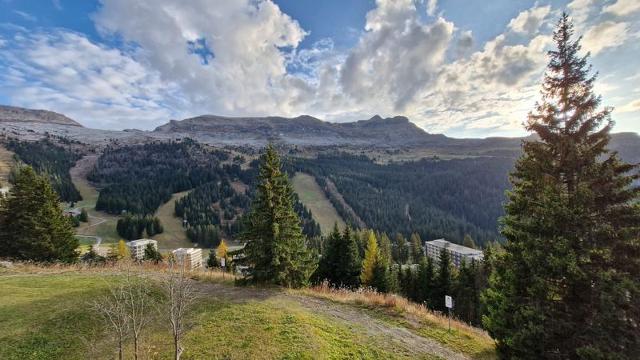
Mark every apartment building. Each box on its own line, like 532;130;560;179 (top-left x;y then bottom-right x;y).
424;239;483;267
126;239;158;260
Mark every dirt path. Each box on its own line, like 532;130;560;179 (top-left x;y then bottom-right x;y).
195;281;469;360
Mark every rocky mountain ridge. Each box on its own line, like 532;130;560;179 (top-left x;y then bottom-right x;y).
0;105;82;127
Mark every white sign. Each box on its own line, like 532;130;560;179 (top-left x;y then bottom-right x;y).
220;257;226;267
445;295;453;309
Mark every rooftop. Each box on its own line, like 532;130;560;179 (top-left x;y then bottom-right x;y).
425;239;483;256
126;239;157;246
172;248;201;255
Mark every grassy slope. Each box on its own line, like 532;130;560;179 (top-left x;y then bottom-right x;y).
0;269;495;359
292;172;346;234
152;190;193;250
0;144;14;189
69;155;120;244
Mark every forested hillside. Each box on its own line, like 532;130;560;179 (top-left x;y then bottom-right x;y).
293;153;514;246
4;138;82;202
89;139;230;215
89;140;320;246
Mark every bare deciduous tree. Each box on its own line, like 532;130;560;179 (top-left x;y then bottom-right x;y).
161;261;199;360
122;270;155;360
93;278;131;360
93;266;156;360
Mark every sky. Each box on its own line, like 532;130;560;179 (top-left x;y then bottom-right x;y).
0;0;638;137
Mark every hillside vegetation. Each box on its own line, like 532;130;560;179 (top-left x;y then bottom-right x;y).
0;144;13;188
292;172;346;234
4;138;82;202
294;154;513;246
0;265;496;360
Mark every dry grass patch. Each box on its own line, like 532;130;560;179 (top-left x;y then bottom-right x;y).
298;282;497;359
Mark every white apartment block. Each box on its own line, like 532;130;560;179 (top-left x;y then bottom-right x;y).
425;239;483;267
172;248;203;270
126;239;158;260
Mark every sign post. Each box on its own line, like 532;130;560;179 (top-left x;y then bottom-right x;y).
221;257;226;280
445;295;453;332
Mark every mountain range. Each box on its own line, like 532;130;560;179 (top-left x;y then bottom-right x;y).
1;105;638;162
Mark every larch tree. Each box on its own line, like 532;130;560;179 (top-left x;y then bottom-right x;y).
483;14;640;359
238;145;316;288
360;231;380;286
0;166;78;262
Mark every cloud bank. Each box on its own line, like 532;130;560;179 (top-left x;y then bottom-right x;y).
0;0;638;136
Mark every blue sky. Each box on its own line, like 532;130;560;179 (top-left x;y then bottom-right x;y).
0;0;638;137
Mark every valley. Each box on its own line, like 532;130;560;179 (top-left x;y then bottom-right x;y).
2;106;639;252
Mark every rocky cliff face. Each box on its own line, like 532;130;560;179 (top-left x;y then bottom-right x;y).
153;114;448;147
0;105;82;127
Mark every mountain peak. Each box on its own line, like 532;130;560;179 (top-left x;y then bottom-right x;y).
0;105;82;127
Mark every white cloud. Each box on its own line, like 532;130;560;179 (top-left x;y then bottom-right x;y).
94;0;308;118
426;0;437;16
0;30;181;129
13;10;37;22
616;98;640;113
604;0;640;17
1;0;636;137
508;5;551;35
340;0;454;111
582;21;630;54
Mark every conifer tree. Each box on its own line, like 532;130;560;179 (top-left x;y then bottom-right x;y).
417;256;435;306
0;166;78;262
462;234;476;249
434;248;453;312
238;145;316;288
483;14;640;359
315;224;341;283
410;232;424;264
360;231;379;286
394;233;409;264
378;232;392;265
335;226;362;288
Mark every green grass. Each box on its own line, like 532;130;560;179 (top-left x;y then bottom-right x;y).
183;299;419;359
0;271;444;359
0;275;112;360
152;190;193;250
292;172;346;234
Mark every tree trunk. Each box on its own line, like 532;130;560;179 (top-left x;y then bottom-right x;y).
133;335;138;360
118;337;123;360
174;336;181;360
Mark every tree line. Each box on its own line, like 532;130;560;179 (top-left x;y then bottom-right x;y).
90;139;230;215
292;152;513;247
4;138;82;202
116;215;164;240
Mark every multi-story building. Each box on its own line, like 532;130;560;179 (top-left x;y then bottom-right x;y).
424;239;483;267
172;248;203;270
126;239;158;260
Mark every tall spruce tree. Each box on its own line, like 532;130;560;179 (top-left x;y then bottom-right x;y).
0;166;78;262
336;226;362;288
483;14;640;359
315;224;361;287
238;145;316;288
434;248;453;312
417;256;436;307
410;232;425;264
